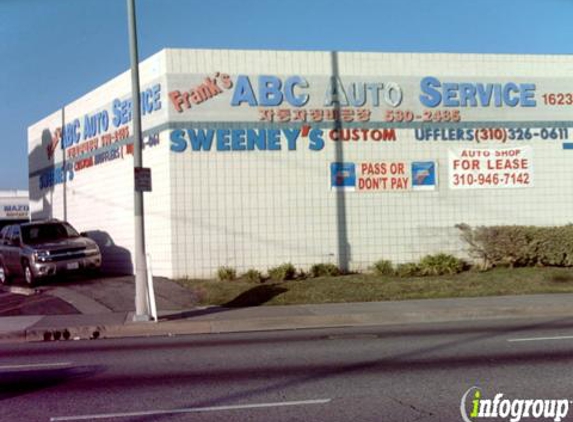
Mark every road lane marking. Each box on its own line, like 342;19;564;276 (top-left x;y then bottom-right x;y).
50;399;333;421
0;362;72;371
508;335;573;343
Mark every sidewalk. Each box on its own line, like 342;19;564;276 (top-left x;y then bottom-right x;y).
2;291;573;343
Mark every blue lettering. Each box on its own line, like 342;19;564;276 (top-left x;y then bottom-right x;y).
503;83;520;107
414;128;426;141
259;76;283;107
267;129;281;150
419;77;442;108
152;84;162;110
83;115;95;140
309;129;325;151
231;76;258;106
231;130;246;150
170;130;187;152
112;99;123;127
38;165;72;190
62;120;80;148
493;84;502;107
521;83;536;107
459;84;478;107
284;76;309;107
442;83;460;107
466;128;475;140
247;129;267;150
188;129;214;151
141;89;153;114
283;129;300;150
476;84;493;107
421;79;537;108
216;129;231;151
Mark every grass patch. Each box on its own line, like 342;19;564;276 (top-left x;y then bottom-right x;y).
176;267;573;307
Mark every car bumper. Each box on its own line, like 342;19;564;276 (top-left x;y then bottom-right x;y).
31;254;102;278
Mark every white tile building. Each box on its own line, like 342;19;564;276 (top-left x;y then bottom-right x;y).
28;49;573;278
0;190;29;230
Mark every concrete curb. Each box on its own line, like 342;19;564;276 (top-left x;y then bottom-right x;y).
4;300;572;344
0;285;39;296
4;292;573;344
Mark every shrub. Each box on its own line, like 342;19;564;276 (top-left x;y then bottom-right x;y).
243;269;263;283
217;266;237;281
297;268;310;280
372;259;394;276
310;263;341;278
268;263;297;281
457;224;573;269
395;263;420;278
418;253;464;276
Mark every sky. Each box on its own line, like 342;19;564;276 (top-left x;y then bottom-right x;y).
1;0;573;190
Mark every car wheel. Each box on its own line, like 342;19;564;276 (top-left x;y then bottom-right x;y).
0;262;9;285
23;261;36;286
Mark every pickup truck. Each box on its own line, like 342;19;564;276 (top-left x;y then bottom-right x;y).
0;219;101;286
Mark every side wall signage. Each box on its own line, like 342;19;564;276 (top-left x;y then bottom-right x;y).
448;147;533;189
36;84;163;191
331;161;437;192
0;203;29;219
168;73;573;155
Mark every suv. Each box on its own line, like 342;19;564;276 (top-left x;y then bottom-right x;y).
0;220;102;285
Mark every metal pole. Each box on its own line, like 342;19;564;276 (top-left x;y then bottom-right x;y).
127;0;150;321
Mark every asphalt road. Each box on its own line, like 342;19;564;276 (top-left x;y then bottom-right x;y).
2;317;573;422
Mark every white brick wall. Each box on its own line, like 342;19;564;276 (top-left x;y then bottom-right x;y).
29;48;573;279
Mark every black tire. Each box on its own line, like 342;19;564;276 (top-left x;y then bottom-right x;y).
23;261;36;286
0;261;9;285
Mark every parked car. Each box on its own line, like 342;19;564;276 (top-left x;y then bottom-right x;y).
0;219;102;285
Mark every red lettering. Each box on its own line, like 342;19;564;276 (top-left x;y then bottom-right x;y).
169;91;184;113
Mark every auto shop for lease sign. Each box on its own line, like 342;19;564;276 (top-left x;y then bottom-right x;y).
448;146;533;189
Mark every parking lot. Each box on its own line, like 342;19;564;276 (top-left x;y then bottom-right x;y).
0;288;78;316
0;274;199;316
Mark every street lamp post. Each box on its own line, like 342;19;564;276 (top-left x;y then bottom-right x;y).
127;0;151;321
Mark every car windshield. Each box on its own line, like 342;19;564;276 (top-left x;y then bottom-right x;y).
21;223;80;244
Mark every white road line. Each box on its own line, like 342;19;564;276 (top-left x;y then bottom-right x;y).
50;398;333;421
0;362;72;371
508;335;573;343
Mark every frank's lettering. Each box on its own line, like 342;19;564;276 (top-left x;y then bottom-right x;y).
170;73;232;112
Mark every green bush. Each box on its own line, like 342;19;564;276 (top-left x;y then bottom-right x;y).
418;253;464;276
268;263;297;281
310;263;341;278
395;263;420;278
297;268;310;280
372;259;394;276
457;224;573;269
217;266;237;281
243;269;263;283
